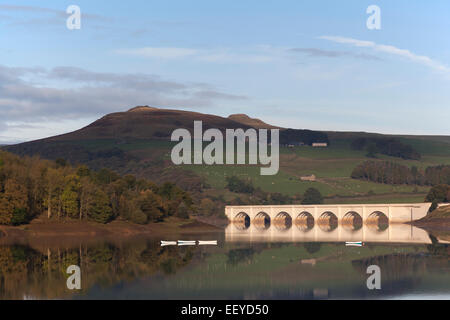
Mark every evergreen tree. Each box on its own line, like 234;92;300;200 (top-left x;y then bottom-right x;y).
301;188;323;205
88;189;113;224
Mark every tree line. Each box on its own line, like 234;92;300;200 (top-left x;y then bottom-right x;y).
225;175;324;205
196;176;325;217
351;161;450;186
351;137;421;160
0;151;193;226
279;129;329;146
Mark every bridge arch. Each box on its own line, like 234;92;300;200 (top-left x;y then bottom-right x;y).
366;211;389;231
254;212;271;230
317;211;338;232
274;212;292;231
342;211;363;231
295;211;314;231
233;212;250;230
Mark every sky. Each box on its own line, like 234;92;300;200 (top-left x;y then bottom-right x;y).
0;0;450;144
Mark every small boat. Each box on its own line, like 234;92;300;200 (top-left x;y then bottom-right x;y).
198;240;218;246
178;240;196;246
160;241;177;246
345;241;363;247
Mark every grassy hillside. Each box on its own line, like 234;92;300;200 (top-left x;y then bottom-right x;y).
3;106;450;207
425;205;450;220
5;134;443;203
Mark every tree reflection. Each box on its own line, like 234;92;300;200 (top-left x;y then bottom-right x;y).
0;240;195;299
226;248;255;266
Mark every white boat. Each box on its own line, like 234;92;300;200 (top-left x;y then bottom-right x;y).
160;241;177;246
177;240;196;246
345;241;363;247
198;240;218;246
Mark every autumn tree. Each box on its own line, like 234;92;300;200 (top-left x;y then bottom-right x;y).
139;190;164;223
0;150;196;226
61;174;80;218
88;188;113;224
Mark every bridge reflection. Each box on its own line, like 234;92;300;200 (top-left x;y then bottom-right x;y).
225;220;447;244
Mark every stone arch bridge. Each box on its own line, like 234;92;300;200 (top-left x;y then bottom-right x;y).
225;203;431;230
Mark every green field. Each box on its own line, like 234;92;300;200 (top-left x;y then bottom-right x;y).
6;132;449;204
69;134;448;203
179;135;449;202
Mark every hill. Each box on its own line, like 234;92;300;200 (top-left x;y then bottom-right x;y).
228;114;278;129
3;106;450;214
3;106;279;193
45;106;254;141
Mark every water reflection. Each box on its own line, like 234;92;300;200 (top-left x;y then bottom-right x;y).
85;237;448;300
226;220;450;244
253;212;271;230
0;224;448;300
0;239;196;300
295;212;314;231
317;211;338;232
341;211;363;231
273;212;292;231
351;243;450;297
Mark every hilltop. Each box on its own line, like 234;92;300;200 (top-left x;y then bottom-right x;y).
44;106;253;142
228;114;279;129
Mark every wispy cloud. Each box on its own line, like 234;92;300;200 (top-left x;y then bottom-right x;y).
115;47;275;63
289;47;382;61
319;36;450;73
115;47;198;59
0;4;107;20
0;3;110;30
118;45;385;64
0;4;64;14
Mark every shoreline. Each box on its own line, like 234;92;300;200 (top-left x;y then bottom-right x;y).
0;217;222;244
410;205;450;232
1;214;449;248
410;218;450;232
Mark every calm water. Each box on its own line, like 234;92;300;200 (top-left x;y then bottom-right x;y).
0;223;449;300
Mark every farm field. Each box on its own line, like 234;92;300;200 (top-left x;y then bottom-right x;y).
4;114;450;205
180;134;448;202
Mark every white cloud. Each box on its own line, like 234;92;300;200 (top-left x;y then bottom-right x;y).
319;35;450;74
320;36;374;48
0;65;248;141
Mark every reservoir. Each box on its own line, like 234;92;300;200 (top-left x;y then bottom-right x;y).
0;217;448;300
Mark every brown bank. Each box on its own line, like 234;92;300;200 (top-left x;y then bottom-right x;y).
0;215;221;245
411;205;450;231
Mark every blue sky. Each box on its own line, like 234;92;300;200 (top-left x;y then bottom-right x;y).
1;0;450;143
